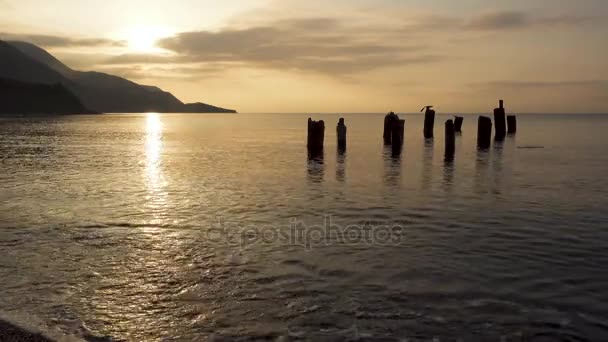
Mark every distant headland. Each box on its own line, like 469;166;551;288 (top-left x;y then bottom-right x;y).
0;40;237;115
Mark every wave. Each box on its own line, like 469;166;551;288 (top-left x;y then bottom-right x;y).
0;311;115;342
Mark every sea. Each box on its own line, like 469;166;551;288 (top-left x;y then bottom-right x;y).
0;113;607;341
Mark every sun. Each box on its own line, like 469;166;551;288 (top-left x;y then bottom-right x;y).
125;26;174;53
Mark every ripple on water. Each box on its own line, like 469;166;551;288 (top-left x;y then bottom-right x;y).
2;114;608;340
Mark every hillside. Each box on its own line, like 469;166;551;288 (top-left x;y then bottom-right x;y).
0;41;69;84
1;40;236;114
0;77;94;115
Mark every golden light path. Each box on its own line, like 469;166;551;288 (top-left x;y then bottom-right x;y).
144;113;168;226
86;113;180;335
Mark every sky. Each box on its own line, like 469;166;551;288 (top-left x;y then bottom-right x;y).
1;0;607;113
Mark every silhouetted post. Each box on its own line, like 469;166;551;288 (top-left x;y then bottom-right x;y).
383;112;399;144
391;119;405;155
422;106;435;139
454;116;464;133
383;114;391;144
337;118;347;150
507;115;517;134
307;118;325;154
494;100;506;140
391;119;405;147
445;119;455;158
477;116;492;149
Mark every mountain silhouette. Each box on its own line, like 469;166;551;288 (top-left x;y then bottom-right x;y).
0;40;236;114
0;77;94;115
8;41;76;77
0;41;68;84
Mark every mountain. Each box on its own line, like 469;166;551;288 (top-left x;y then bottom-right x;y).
183;102;240;113
0;41;69;84
1;40;236;114
7;40;76;77
69;71;186;113
0;41;91;115
0;77;94;115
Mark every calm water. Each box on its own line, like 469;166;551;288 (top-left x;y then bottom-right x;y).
1;113;608;341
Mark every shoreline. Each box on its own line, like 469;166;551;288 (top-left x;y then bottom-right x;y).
0;319;53;342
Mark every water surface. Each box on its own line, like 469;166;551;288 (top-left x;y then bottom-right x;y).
1;113;608;341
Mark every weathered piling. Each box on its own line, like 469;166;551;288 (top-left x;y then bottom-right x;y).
422;106;435;139
507;115;517;134
307;118;325;154
477;116;492;149
494;100;506;140
445;119;455;158
337;118;347;150
454;116;464;133
383;112;399;144
391;119;405;156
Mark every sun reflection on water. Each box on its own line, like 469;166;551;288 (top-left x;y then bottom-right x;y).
144;113;167;226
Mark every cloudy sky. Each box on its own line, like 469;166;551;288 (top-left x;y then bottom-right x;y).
1;0;607;112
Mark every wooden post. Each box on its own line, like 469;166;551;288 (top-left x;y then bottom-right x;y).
445;119;455;158
391;119;405;155
422;106;435;139
383;112;399;144
307;118;325;154
337;118;347;150
477;116;492;149
507;115;517;134
454;116;463;133
494;99;506;140
383;114;390;144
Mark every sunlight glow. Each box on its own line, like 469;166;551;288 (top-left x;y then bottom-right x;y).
145;113;163;189
144;113;168;226
125;26;174;53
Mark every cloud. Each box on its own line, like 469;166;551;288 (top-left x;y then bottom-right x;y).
0;32;126;47
95;63;226;80
275;17;340;31
466;11;594;31
467;11;527;30
157;18;439;75
472;80;608;89
103;53;174;65
151;10;593;77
